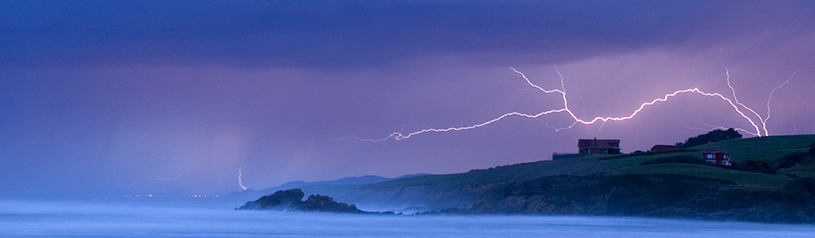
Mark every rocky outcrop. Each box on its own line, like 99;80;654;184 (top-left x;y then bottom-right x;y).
239;189;364;213
240;188;305;210
299;194;363;213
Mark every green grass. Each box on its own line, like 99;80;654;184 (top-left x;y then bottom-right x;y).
604;150;700;166
599;134;815;165
594;135;815;188
778;164;815;179
691;134;815;162
609;163;791;188
365;135;814;191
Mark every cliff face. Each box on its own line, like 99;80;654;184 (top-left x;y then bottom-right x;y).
467;174;815;223
239;189;364;213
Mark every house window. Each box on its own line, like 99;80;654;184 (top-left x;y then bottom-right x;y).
706;154;714;159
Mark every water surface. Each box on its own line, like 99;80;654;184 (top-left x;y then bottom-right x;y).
2;200;813;237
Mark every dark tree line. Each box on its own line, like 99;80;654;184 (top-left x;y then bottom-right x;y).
676;128;742;148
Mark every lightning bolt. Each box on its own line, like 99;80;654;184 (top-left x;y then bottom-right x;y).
724;68;800;136
762;69;799;135
698;120;759;137
792;109;797;134
238;161;247;191
724;69;762;122
358;67;767;141
674;120;717;133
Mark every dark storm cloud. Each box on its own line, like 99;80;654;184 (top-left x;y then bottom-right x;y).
1;0;749;69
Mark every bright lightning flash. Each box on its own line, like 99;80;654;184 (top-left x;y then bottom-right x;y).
359;67;797;142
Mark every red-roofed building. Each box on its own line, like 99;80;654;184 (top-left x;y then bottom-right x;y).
703;148;731;166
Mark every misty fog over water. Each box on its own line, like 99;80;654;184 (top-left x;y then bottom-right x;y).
2;200;814;237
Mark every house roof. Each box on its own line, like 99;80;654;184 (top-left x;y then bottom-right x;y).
702;147;727;154
578;138;620;149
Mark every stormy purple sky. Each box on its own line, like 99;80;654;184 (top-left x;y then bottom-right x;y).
1;0;814;198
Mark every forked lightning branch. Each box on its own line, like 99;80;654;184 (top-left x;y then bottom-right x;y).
356;67;798;142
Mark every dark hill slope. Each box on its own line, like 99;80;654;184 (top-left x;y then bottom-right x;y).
246;134;815;222
299;157;623;211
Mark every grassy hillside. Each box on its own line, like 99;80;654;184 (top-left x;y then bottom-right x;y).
313;134;815;192
296;156;624;211
289;134;815;213
602;150;698;166
601;134;815;188
370;134;815;189
780;164;815;178
692;134;815;162
609;163;791;188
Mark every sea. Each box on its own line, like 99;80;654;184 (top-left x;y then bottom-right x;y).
2;200;814;237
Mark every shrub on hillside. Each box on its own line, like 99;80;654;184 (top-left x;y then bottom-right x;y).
732;152;810;175
676;128;742;148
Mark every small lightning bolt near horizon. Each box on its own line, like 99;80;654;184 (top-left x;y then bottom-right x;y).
352;66;797;142
238;162;247;191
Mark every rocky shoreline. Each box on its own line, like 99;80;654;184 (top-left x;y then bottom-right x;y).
239;175;815;224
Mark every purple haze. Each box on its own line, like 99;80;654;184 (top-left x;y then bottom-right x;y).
1;0;814;197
